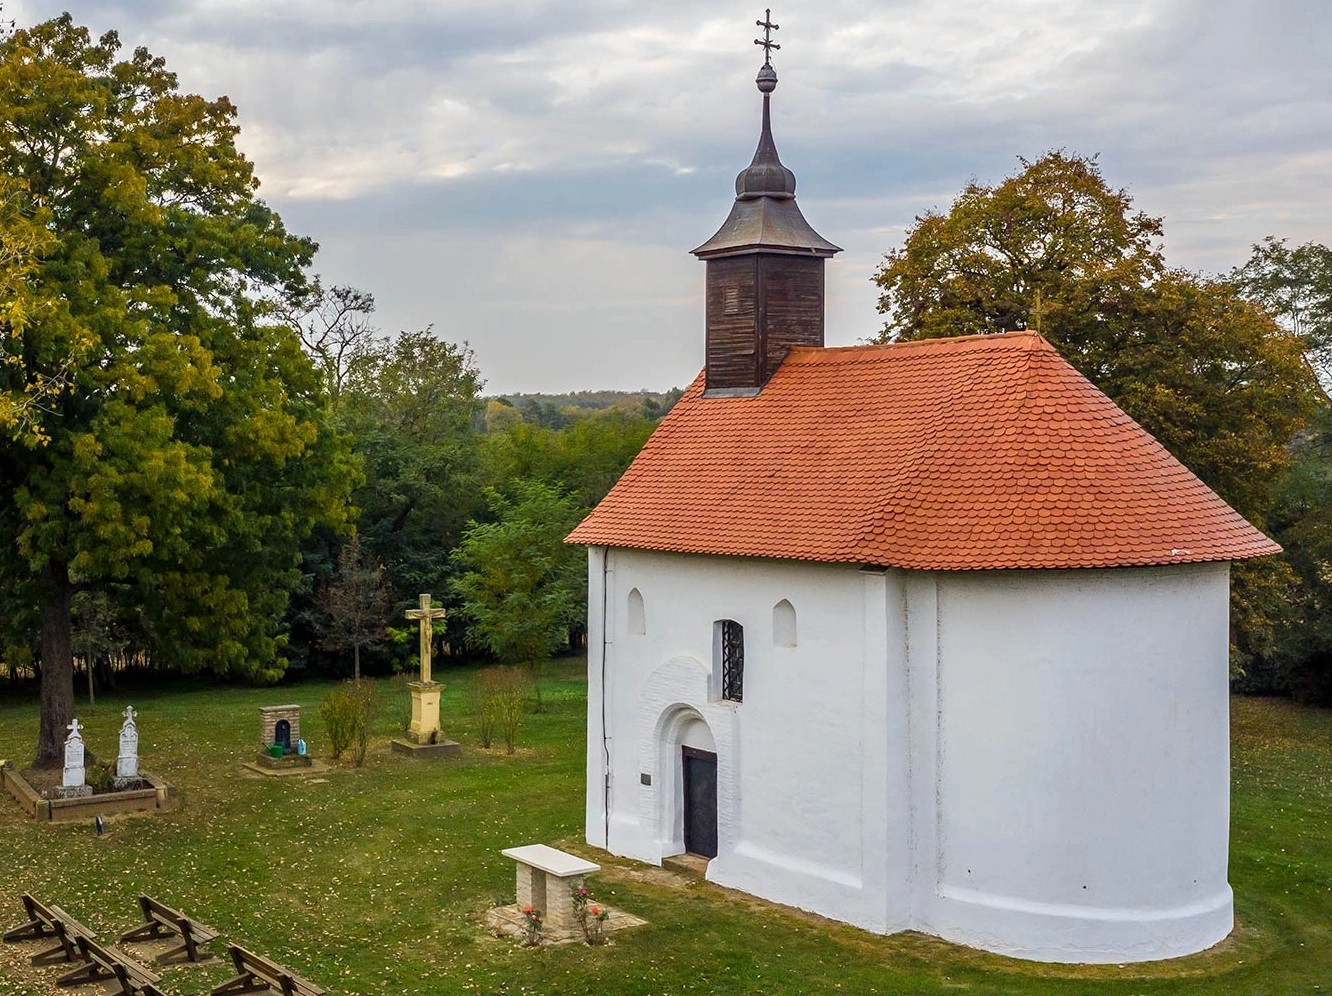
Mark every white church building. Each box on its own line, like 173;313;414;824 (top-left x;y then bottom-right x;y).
566;52;1277;964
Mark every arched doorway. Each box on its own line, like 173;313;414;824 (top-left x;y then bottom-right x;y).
682;746;718;858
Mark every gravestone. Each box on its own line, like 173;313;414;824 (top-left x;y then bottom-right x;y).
59;718;92;798
115;706;139;787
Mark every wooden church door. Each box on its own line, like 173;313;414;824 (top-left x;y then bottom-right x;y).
682;746;718;858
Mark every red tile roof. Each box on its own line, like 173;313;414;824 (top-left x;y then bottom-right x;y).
567;332;1279;570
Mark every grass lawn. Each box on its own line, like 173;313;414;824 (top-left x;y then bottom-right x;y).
1;660;1330;995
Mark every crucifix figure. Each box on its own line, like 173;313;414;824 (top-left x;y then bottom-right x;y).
405;593;446;684
754;9;780;66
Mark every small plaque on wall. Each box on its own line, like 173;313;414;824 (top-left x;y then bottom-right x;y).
640;773;652;785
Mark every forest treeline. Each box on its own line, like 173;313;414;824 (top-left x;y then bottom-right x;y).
0;17;1328;761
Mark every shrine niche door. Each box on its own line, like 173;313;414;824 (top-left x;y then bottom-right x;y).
682;746;718;858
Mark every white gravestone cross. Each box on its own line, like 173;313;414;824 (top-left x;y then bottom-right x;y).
117;706;139;781
404;594;447;684
62;718;87;790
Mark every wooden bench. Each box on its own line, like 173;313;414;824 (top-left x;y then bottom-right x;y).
2;895;97;967
211;944;325;996
56;935;163;996
118;893;219;964
501;844;601;934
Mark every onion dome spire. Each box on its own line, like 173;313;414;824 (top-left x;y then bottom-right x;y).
692;11;840;259
738;11;796;200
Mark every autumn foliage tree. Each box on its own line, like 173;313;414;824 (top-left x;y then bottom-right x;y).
873;152;1321;669
0;16;354;765
318;534;391;680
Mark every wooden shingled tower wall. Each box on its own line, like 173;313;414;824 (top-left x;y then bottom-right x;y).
692;34;840;394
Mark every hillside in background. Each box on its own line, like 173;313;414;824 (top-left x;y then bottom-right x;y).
487;388;684;429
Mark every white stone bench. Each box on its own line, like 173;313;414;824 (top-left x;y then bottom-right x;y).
501;845;600;932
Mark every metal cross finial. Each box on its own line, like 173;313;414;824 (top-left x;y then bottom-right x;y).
754;9;780;67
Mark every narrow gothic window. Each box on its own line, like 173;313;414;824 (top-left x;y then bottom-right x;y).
717;619;744;702
773;599;796;647
627;587;646;635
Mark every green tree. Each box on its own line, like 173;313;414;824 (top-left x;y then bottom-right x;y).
0;16;354;765
872;151;1320;669
339;329;484;600
1233;237;1332;387
0;180;89;444
451;480;585;709
481;408;658;508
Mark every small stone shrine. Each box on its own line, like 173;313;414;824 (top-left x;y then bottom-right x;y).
391;593;461;759
58;718;91;798
115;706;139;787
256;705;310;769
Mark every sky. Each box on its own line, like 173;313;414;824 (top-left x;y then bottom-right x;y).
9;0;1332;393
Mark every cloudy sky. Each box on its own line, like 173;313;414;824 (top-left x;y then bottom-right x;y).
9;1;1331;392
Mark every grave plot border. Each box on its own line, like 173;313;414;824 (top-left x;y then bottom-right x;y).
0;762;178;822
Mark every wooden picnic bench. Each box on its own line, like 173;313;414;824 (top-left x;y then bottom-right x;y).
2;894;97;967
56;935;164;996
118;893;219;964
211;944;325;996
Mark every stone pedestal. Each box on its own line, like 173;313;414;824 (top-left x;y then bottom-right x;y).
516;867;588;934
406;680;441;744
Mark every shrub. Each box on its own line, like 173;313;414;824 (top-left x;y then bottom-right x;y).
319;686;359;760
350;680;381;767
471;668;506;749
475;666;529;754
85;762;113;793
571;883;611;945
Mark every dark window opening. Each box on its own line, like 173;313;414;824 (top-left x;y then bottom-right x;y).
720;619;744;702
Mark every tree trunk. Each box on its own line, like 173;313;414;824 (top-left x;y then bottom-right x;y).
353;643;361;682
95;653;117;692
35;560;75;769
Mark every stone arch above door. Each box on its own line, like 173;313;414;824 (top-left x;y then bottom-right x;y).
636;656;738;863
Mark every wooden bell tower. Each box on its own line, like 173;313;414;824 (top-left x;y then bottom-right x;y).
692;14;840;394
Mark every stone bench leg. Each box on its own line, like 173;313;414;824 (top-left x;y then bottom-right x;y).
544;874;585;933
515;864;546;916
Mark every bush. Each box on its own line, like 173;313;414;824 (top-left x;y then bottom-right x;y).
474;667;528;754
85;762;113;793
471;669;500;748
319;680;381;764
350;680;381;767
319;685;361;760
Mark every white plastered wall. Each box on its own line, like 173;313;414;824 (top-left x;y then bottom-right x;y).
585;547;1234;963
586;547;895;930
916;562;1234;962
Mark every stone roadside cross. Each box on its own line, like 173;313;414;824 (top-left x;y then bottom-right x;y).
404;594;446;684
